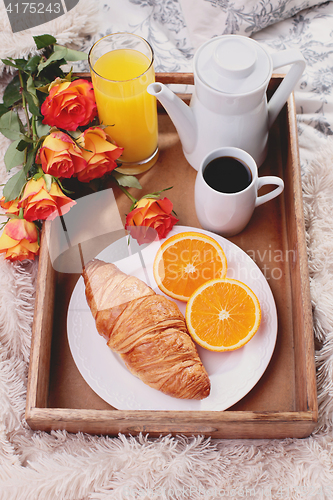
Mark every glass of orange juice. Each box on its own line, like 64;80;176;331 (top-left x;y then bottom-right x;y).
88;33;159;175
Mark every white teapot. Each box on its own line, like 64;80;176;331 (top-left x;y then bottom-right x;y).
147;35;305;170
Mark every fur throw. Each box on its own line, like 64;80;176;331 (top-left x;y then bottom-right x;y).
0;0;99;75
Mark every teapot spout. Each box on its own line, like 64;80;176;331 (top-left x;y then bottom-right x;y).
147;82;196;154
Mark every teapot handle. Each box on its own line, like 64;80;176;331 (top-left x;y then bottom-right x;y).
267;50;306;128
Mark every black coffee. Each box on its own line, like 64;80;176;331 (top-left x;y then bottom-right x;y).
203;156;252;193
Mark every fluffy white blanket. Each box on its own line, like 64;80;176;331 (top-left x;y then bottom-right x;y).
0;0;98;74
0;138;332;500
1;2;333;498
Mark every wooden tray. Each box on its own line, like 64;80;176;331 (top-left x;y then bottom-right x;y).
25;74;318;438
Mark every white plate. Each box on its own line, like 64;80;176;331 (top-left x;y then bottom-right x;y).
67;226;277;411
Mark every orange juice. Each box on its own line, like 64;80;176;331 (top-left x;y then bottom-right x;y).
91;49;158;170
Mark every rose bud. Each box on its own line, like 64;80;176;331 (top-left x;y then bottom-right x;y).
76;127;123;183
0;218;39;261
37;131;86;178
18;177;76;222
41;79;97;131
125;197;179;245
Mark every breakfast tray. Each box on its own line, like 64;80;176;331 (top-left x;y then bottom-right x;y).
25;74;318;439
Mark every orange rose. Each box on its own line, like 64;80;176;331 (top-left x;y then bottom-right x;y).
18;177;76;222
0;196;20;216
37;131;86;178
41;79;97;131
125;197;179;244
0;218;39;261
76;127;123;183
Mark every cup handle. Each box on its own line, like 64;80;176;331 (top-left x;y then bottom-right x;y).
267;49;306;129
255;176;284;207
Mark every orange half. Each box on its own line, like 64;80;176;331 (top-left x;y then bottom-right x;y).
185;278;261;352
153;231;227;302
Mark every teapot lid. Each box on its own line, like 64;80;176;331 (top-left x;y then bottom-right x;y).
194;35;271;94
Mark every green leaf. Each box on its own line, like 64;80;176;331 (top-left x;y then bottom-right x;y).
14;58;28;71
54;44;88;61
1;58;18;68
37;49;67;74
3;75;21;108
33;34;57;50
4;140;25;171
0;103;8;118
16;139;31;151
24;76;42;117
22;89;41;117
35;119;50;138
32;163;44;179
25;55;41;73
26;75;38;99
113;171;142;189
0;110;22;140
28;163;39;178
25;148;36;172
2;169;27;202
39;62;66;80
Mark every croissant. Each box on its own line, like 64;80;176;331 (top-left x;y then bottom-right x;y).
83;259;210;400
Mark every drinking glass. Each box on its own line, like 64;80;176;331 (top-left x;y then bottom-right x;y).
89;33;159;174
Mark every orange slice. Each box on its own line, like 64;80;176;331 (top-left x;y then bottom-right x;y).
185;278;261;352
153;231;227;302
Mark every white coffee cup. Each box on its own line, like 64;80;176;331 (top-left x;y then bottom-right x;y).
195;147;284;237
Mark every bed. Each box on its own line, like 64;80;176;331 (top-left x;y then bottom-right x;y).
1;0;333;498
